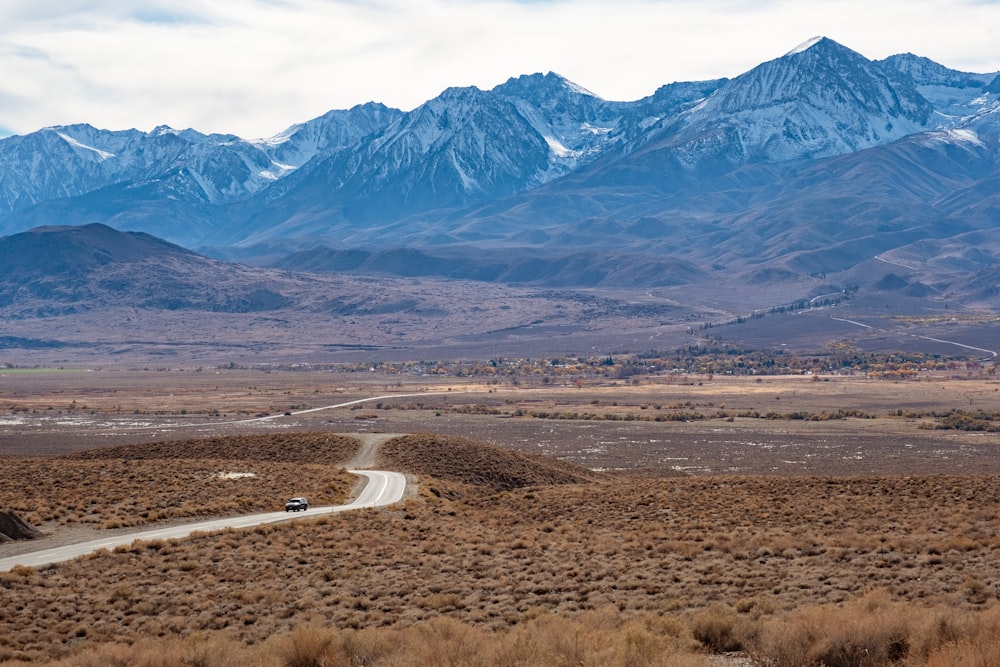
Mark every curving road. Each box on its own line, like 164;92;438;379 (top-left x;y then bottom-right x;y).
1;391;477;571
0;469;406;572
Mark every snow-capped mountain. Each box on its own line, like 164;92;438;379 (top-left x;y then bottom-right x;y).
879;52;998;122
646;37;933;166
233;75;643;237
255;102;404;170
0;125;277;211
0;36;997;299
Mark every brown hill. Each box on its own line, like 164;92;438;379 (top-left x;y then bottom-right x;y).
65;433;361;466
0;223;297;316
376;433;601;491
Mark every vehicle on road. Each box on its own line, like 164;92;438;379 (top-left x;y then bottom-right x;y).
285;497;308;512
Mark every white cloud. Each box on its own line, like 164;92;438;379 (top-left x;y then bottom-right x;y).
0;0;997;138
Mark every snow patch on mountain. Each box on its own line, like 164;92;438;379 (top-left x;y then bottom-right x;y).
581;122;613;136
544;135;576;158
785;36;824;56
54;132;116;160
450;152;479;193
923;128;986;147
562;79;600;98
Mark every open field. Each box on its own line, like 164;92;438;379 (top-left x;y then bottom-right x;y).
2;369;1000;665
2;367;999;473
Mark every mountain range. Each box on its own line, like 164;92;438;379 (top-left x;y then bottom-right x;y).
0;36;998;310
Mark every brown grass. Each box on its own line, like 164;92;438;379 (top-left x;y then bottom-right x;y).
28;610;711;667
64;432;361;464
0;434;359;528
377;432;601;491
3;432;1000;664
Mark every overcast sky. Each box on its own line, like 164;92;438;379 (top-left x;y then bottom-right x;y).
1;0;998;139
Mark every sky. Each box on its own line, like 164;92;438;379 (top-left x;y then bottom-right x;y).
1;0;998;139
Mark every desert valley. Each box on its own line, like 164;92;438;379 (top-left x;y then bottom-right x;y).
2;365;1000;666
1;30;1000;666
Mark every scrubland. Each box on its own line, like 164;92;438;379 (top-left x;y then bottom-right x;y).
2;372;1000;666
2;431;1000;666
1;434;358;531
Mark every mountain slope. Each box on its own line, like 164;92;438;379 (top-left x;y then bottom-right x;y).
211;73;685;246
0;37;996;306
0;105;403;244
673;37;932;162
0;224;294;315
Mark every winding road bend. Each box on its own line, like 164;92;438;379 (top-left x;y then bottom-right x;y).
2;391;480;571
1;392;480;571
0;469;406;572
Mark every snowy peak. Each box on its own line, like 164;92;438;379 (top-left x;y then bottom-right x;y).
493;72;600;101
878;53;999;125
670;36;933;162
713;36;925;118
257;102;402;169
384;85;496;154
1;36;998;254
260;72;635;230
493;71;627;166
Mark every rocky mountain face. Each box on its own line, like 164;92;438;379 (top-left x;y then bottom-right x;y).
0;37;997;302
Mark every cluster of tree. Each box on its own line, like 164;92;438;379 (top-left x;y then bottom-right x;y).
701;285;859;329
234;345;991;382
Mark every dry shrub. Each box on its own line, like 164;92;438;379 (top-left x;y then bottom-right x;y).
691;603;751;653
25;604;1000;667
921;607;1000;667
923;637;1000;667
43;637;255;667
377;433;598;491
336;629;395;666
750;589;916;667
269;623;334;667
908;609;982;661
264;622;400;667
485;607;706;667
31;611;710;667
381;616;489;667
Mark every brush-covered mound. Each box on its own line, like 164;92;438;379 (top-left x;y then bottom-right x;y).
6;434;363;529
65;432;360;465
377;433;600;491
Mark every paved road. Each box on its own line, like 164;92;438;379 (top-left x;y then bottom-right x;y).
136;391;461;430
1;391;476;571
0;469;406;572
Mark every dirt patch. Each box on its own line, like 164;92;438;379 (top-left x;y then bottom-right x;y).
345;432;403;468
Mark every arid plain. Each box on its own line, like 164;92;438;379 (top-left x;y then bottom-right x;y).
2;366;1000;665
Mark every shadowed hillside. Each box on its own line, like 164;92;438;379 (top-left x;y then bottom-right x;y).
0;223;292;315
0;511;42;542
